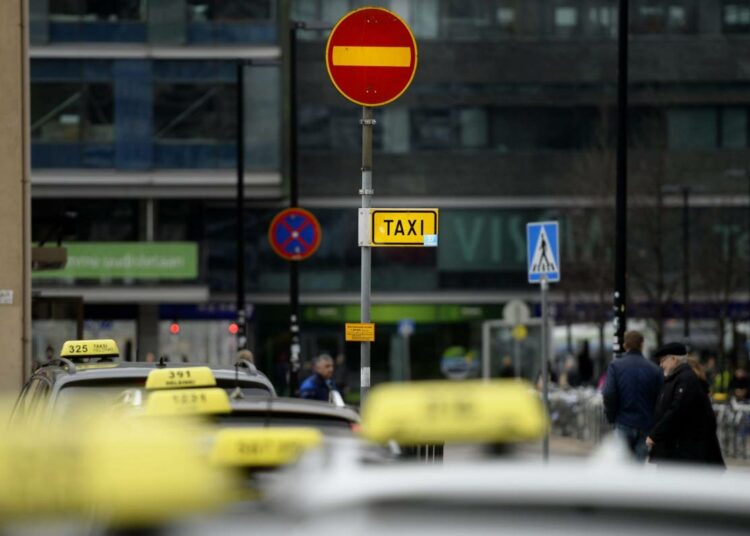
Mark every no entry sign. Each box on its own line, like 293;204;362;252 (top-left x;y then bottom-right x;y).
268;208;321;261
326;7;418;107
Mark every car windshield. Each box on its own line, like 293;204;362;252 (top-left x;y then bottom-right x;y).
53;379;272;416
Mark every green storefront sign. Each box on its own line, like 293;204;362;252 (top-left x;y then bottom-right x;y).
33;243;198;280
304;304;503;324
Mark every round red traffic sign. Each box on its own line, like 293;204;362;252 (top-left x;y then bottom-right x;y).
268;208;322;261
325;7;418;107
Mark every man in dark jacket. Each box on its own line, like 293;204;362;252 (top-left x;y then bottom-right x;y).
299;354;337;401
646;343;724;467
602;330;663;460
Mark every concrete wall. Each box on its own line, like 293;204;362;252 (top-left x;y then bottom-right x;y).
0;0;31;393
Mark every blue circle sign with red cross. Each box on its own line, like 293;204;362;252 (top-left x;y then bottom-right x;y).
268;208;322;261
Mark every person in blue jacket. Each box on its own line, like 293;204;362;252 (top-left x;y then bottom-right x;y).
603;330;664;461
299;354;337;401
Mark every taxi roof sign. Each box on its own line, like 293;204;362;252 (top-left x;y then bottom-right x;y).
361;380;547;445
60;339;119;360
210;427;323;468
145;387;232;417
146;366;216;390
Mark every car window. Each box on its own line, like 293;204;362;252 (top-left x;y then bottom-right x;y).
53;379;272;416
214;412;355;435
11;376;52;425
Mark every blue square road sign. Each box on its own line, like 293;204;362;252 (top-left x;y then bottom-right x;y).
527;221;560;283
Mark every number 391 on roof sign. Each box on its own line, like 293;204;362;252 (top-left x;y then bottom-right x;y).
326;7;418;107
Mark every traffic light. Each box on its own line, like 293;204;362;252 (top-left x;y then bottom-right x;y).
228;322;239;335
169;322;181;335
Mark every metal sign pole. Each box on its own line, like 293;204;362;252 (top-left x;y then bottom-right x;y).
360;106;374;404
540;275;550;462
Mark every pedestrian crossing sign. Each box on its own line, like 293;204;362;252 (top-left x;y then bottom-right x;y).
527;221;560;283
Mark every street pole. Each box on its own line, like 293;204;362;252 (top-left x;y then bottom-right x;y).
613;0;629;355
360;106;374;404
682;186;690;341
541;276;550;462
288;23;301;395
235;61;247;351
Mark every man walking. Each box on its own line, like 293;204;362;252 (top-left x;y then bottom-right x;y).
646;343;724;467
299;354;337;402
603;330;663;460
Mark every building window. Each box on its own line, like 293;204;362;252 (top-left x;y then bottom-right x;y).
445;0;490;24
553;5;580;37
153;84;237;142
588;3;618;37
723;2;750;33
720;107;748;148
31;83;114;143
411;109;456;150
632;1;695;34
495;2;517;33
187;0;273;22
667;108;717;149
48;0;146;21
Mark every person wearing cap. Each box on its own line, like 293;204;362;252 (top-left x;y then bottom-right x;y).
646;342;724;467
602;330;663;460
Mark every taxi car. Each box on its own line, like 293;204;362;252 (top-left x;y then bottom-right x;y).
11;339;275;423
174;379;750;535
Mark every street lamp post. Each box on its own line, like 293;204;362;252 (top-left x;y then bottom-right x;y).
681;186;690;341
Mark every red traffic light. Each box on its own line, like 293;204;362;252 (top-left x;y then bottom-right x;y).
228;322;239;335
169;322;181;335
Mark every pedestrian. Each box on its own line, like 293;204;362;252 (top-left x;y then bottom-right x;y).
646;343;724;467
602;330;663;460
236;348;255;365
729;367;749;402
299;354;337;402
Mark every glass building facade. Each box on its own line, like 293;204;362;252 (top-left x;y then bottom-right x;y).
31;0;750;389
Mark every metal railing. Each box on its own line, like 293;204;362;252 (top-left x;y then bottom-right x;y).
548;388;750;460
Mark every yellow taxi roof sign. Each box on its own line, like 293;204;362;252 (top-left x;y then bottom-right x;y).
145;387;231;417
146;366;216;390
361;380;547;445
210;427;323;468
61;339;119;359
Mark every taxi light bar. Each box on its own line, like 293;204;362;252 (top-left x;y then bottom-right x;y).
60;339;119;360
360;380;548;445
146;366;217;390
145;387;232;417
210;428;323;468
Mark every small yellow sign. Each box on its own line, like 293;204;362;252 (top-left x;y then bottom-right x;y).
512;324;528;341
345;322;376;342
370;209;438;247
146;366;216;390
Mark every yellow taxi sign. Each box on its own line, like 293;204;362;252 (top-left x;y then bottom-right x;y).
345;322;375;342
361;380;547;445
210;427;323;468
145;387;231;417
61;339;119;359
370;208;438;247
146;366;216;390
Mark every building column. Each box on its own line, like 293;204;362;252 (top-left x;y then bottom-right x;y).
0;0;31;392
137;304;160;361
